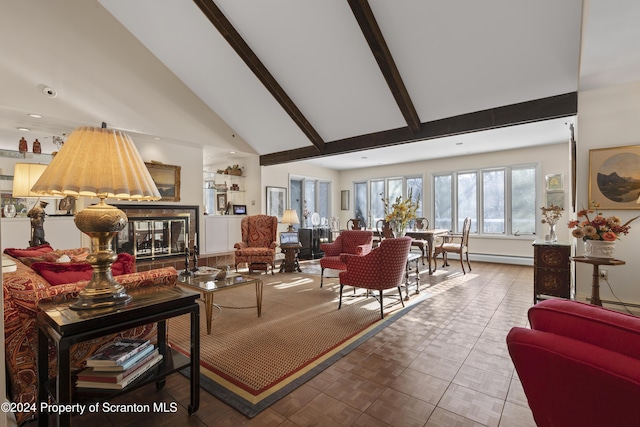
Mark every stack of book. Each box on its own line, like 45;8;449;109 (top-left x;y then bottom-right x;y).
76;338;163;390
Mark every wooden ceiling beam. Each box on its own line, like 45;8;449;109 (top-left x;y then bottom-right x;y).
260;92;577;166
347;0;422;134
192;0;325;153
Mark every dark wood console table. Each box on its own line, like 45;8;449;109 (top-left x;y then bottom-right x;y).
37;286;200;427
572;256;625;306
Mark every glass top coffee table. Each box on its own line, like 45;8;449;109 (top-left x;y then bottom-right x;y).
178;270;263;334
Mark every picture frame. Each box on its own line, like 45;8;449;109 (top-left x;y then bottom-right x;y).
546;191;564;209
145;162;181;202
266;186;287;221
589;145;640;209
545;174;563;191
341;190;350;210
216;192;227;213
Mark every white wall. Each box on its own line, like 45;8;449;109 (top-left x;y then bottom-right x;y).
576;80;640;306
339;143;572;260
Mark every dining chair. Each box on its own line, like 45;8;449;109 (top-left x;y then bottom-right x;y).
433;217;472;274
346;218;363;230
410;217;429;264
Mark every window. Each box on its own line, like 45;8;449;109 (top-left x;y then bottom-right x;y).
290;176;331;227
353;176;423;228
434;165;537;235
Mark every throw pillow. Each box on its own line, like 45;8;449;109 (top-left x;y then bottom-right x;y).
31;262;92;286
30;253;136;286
3;244;54;258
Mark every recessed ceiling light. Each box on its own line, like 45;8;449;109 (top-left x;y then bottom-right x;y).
361;156;368;159
229;151;236;154
28;114;42;119
153;137;161;140
456;142;463;145
17;127;30;132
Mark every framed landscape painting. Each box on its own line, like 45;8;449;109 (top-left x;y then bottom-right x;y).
589;145;640;209
145;162;181;202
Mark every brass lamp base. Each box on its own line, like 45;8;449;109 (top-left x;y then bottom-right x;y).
70;199;131;311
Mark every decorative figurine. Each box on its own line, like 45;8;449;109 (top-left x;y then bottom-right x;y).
32;139;41;154
27;200;49;246
19;137;28;153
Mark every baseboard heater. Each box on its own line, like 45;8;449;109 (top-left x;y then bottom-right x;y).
465;253;533;266
587;298;640;312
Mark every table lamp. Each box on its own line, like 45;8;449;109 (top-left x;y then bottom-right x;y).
31;124;161;310
282;209;300;232
12;163;50;246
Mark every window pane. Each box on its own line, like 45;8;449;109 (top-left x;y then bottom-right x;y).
407;177;423;217
290;179;303;223
483;170;505;233
387;178;403;204
457;172;477;232
512;167;536;234
318;181;330;221
304;179;316;226
434;175;452;230
370;180;385;222
354;182;367;224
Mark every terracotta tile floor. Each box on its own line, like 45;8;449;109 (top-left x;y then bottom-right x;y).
28;261;537;426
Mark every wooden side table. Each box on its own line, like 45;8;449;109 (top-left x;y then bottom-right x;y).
279;243;302;273
572;256;625;306
37;287;200;427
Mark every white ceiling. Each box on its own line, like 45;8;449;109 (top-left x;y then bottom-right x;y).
1;1;639;170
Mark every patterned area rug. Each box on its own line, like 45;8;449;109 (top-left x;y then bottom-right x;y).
168;268;425;417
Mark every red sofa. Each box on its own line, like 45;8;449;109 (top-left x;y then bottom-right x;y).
507;299;640;427
3;245;178;425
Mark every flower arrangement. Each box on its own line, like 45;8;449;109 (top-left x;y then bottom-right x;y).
381;190;420;236
540;204;564;226
568;202;639;241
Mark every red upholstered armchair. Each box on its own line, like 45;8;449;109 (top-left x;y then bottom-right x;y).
507;299;640;427
234;215;278;274
338;236;412;318
319;230;373;287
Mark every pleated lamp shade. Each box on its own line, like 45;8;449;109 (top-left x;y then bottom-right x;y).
30;126;160;310
12;163;49;197
31;126;161;200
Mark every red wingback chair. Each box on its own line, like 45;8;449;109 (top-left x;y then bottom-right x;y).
338;236;412;319
319;230;373;287
234;215;278;274
507;299;640;427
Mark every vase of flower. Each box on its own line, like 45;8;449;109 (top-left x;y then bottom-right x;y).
381;190;420;238
392;220;406;237
568;202;639;257
541;205;563;242
548;223;557;242
584;240;616;259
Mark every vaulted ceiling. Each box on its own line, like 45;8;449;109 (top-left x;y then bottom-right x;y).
2;1;639;170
